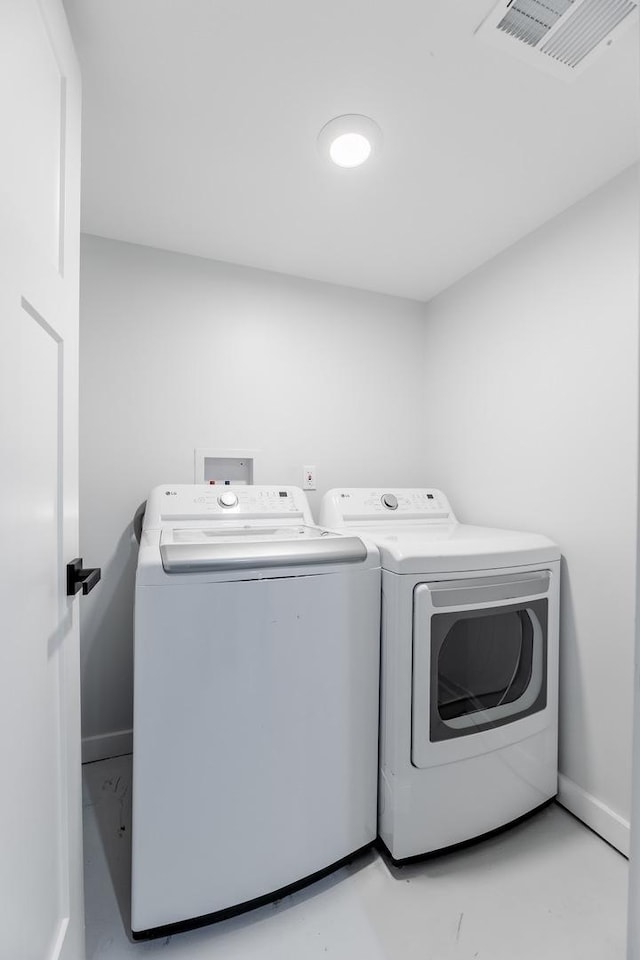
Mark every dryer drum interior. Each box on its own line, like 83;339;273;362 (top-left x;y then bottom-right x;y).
438;608;534;716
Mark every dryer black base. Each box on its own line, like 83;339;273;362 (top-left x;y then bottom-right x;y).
377;796;557;867
131;840;374;941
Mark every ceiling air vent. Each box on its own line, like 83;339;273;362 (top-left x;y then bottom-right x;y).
476;0;638;79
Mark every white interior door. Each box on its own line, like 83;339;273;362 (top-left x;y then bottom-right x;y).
0;2;84;959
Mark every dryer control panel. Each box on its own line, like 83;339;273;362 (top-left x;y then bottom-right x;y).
144;485;314;529
319;488;455;527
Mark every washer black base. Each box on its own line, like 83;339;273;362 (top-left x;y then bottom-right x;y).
131;840;374;941
377;796;557;867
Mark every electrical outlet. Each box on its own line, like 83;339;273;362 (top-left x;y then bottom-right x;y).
303;465;316;490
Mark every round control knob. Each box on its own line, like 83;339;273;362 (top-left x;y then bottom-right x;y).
381;493;398;510
218;491;238;508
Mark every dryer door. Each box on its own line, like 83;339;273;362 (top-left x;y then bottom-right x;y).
412;571;550;768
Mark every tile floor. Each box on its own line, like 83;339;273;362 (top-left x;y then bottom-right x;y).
83;755;628;959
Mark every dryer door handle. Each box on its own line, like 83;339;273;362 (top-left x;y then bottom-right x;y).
428;570;551;608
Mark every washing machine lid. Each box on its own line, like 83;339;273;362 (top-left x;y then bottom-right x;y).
361;523;560;574
159;524;368;573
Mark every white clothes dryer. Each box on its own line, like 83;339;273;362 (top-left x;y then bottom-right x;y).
320;488;560;863
132;485;380;937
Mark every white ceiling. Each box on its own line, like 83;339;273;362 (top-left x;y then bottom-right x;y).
64;0;639;302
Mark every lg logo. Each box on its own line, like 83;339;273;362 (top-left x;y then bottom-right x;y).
164;491;177;496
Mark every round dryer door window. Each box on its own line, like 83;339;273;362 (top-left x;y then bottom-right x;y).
431;601;547;741
411;571;551;754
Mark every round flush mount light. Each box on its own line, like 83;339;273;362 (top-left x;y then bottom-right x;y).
317;114;382;168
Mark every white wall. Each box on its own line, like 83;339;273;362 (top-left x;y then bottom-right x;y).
79;235;427;759
420;166;639;852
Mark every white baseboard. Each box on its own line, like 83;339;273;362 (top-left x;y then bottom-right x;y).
558;773;630;856
82;728;133;765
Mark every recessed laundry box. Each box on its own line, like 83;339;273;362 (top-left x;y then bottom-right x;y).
320;488;560;863
132;485;380;938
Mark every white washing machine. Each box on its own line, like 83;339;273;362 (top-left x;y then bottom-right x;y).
320;488;560;863
132;484;380;938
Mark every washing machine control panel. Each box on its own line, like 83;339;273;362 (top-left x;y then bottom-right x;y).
320;488;455;525
145;485;315;527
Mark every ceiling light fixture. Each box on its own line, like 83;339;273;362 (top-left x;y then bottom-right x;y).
317;115;382;169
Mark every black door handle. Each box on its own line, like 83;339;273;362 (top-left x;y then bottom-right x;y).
67;558;101;596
